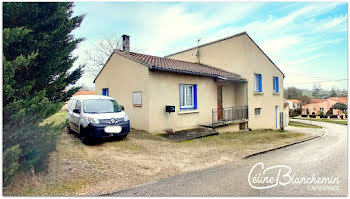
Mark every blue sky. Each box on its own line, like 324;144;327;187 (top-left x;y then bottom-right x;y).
71;1;348;90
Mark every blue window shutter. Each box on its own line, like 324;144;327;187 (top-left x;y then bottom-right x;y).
102;89;106;96
193;85;197;109
259;74;262;92
276;77;279;92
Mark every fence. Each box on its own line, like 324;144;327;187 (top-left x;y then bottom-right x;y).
212;106;248;126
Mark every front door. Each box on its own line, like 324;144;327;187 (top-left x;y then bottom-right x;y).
217;86;223;120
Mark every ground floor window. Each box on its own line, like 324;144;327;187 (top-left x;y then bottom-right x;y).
133;91;142;107
255;108;261;115
102;88;109;96
179;84;197;109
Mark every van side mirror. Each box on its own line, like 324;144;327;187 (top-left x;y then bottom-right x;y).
120;105;125;111
73;108;80;114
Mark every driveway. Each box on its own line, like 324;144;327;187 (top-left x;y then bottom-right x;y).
111;119;347;196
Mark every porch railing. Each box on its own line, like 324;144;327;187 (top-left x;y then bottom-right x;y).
212;106;248;126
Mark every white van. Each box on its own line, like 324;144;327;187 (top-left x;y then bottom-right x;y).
66;95;130;144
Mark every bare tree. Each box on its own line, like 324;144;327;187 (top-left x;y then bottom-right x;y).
312;83;322;99
299;95;311;105
85;34;123;78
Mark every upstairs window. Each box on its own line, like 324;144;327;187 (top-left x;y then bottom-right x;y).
254;73;262;92
273;76;279;93
180;84;197;109
102;88;109;96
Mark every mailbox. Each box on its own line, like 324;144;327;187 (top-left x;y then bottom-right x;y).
165;105;175;113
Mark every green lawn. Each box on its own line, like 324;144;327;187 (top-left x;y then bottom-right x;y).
40;110;67;126
288;121;322;128
293;118;347;125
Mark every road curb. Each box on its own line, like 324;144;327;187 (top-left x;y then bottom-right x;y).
243;129;326;159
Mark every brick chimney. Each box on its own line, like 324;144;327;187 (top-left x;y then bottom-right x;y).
122;35;130;54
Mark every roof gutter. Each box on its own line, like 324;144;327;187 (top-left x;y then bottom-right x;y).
149;66;247;82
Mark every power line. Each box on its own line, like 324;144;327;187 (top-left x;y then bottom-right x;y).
285;71;335;81
284;79;348;85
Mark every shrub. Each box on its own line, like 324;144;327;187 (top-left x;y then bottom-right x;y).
326;110;333;115
3;145;21;186
165;128;174;134
333;103;347;111
4;122;63;174
319;111;324;117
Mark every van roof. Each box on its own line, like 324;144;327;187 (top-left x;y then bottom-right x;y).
70;95;115;101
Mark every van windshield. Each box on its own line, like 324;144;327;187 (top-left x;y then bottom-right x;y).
83;99;122;113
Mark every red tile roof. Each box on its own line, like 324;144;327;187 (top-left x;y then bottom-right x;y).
287;99;300;103
73;91;96;96
114;50;246;81
309;99;327;104
328;97;348;104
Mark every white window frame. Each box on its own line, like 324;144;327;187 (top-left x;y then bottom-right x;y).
273;77;278;92
132;91;142;107
180;84;194;109
254;73;262;92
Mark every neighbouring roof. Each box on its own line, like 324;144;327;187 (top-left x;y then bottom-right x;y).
165;31;285;78
309;99;327;104
71;95;114;100
328;97;348;104
110;50;247;82
287;99;300;103
73;90;96;96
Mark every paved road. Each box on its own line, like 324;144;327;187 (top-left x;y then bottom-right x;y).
111;120;347;196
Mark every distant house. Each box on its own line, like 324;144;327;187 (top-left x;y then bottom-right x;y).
286;99;301;110
94;33;285;133
301;97;348;115
73;90;96;96
62;90;96;111
283;99;290;125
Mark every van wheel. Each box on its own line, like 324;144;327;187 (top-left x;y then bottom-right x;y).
80;128;93;145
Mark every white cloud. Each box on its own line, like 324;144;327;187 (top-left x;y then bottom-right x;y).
135;2;262;55
285;54;324;66
72;2;347;89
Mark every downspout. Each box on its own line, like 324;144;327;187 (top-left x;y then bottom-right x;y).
245;81;249;129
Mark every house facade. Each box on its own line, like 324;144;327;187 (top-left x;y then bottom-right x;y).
286;99;301;110
301;97;348;115
94;32;284;133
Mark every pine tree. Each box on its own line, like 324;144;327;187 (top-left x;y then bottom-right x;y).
3;2;85;185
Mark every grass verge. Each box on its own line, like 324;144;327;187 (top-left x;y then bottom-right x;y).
289;121;322;128
294;118;347;125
